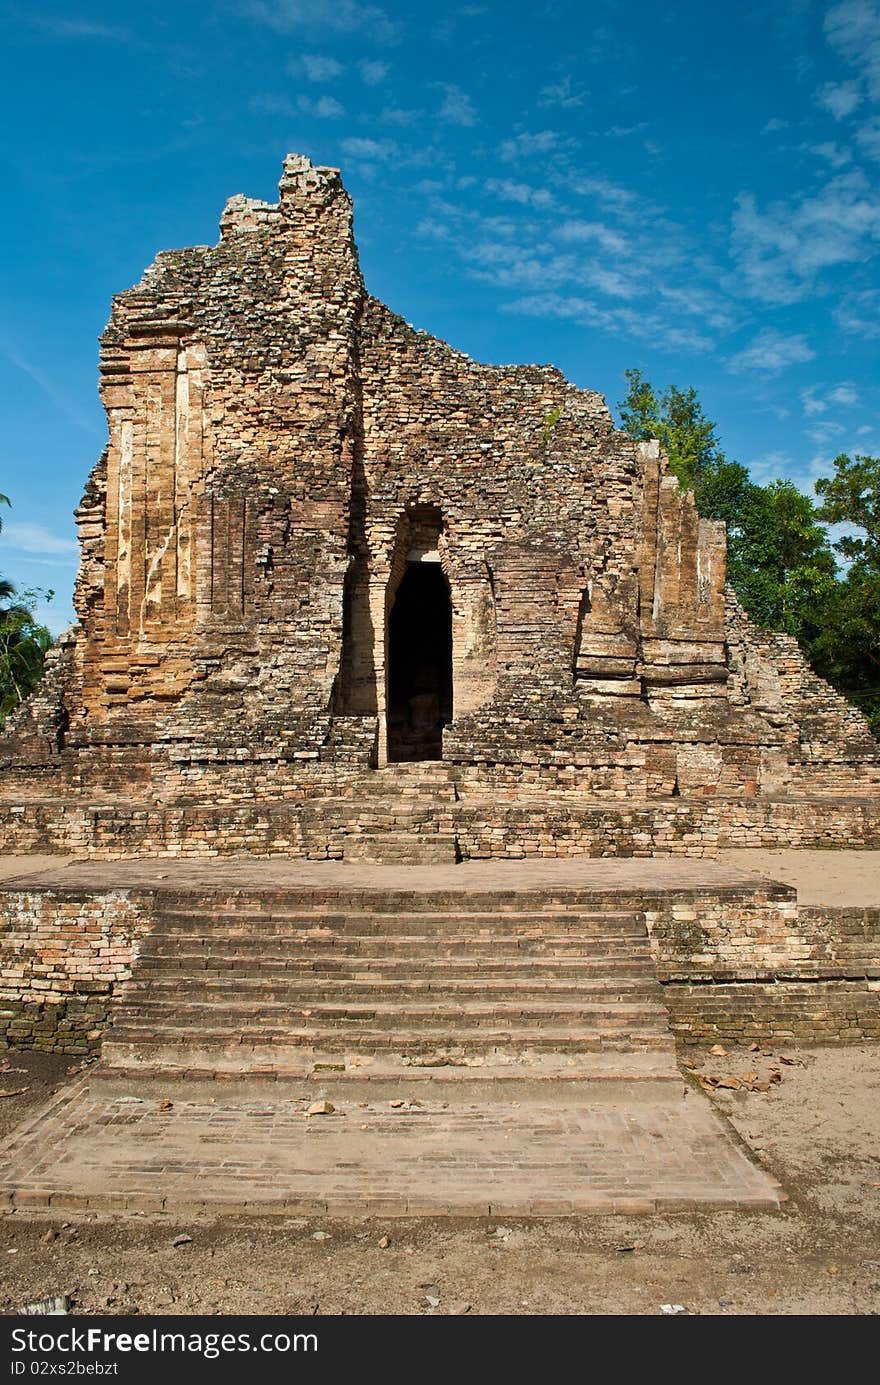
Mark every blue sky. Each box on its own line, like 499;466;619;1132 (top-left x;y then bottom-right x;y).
1;0;879;633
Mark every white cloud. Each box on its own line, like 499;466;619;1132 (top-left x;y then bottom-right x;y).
728;329;815;373
300;53;343;80
824;0;880;101
570;175;637;208
379;105;420;126
484;178;553;208
801;382;859;415
11;13;134;41
359;59;388;85
747;449;798;485
501;292;712;353
731;170;880;303
834;286;880;336
244;0;398;43
415;218;451;239
297;93;345;117
856;115;880;158
500;130;564;161
605;123;648;138
2;522;78;556
806;418;847;446
340;136;398;162
808;140;851;167
553;219;627;254
816;78;862;119
250;92;295;116
538;76;584;109
436;84;476;127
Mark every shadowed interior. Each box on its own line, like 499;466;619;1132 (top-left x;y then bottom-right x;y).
387;562;453;762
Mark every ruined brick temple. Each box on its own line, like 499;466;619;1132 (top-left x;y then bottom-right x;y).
1;153;879;1083
1;152;878;863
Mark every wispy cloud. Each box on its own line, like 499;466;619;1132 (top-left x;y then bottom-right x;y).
484;178;553;209
824;0;880;102
300;53;343;80
379;105;420;126
244;0;398;43
436;83;477;127
359;58;388;85
816;78;862;119
2;522;78;556
553;218;627;254
340;135;398;163
500;130;567;161
728;328;815;373
250;92;295;116
297;93;345;117
731;170;880;303
502;292;713;354
538;76;584;109
835;286;880;337
0;341;100;435
807;140;852;168
801;382;859;415
856;115;880;158
9;11;135;42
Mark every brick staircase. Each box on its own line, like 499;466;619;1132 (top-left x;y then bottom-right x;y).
103;887;676;1074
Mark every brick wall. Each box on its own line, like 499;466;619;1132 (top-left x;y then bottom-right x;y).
0;891;148;1055
1;885;877;1054
649;898;880;1044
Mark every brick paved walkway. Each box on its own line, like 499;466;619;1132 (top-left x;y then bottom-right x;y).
0;853;782;893
0;1072;781;1215
3;849;878;904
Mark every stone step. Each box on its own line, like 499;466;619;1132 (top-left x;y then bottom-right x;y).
136;954;653;978
149;907;648;930
114;997;667;1028
137;936;656;958
104;1027;672;1054
142;889;676;910
124;975;660;1002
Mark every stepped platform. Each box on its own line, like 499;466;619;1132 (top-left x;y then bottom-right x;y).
0;1066;781;1216
3;852;875;1214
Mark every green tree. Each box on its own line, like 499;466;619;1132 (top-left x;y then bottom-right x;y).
0;494;55;724
729;481;838;637
0;586;54;723
815;452;880;564
617;371;839;643
619;369;722;491
811;453;880;735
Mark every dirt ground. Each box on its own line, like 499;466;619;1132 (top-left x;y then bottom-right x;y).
1;1044;879;1316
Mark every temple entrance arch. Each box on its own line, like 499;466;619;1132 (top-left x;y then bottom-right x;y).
379;505;454;764
386;558;453;762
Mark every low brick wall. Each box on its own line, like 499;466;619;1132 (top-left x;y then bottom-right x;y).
0;890;148;1055
664;979;880;1045
2;883;878;1055
650;901;880;1045
1;794;879;859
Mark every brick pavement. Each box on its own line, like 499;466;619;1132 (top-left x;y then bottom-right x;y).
0;1071;781;1215
2;850;878;904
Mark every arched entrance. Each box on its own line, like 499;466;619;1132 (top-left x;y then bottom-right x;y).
386;560;453;762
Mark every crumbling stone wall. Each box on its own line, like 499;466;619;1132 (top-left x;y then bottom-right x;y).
0;152;877;849
0;891;148;1055
651;897;880;1045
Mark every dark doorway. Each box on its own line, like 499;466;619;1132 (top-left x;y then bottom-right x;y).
387;562;453;762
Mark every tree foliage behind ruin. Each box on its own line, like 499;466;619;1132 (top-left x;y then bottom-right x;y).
619;371;880;737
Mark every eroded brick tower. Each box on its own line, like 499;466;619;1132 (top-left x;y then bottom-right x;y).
1;153;878;860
